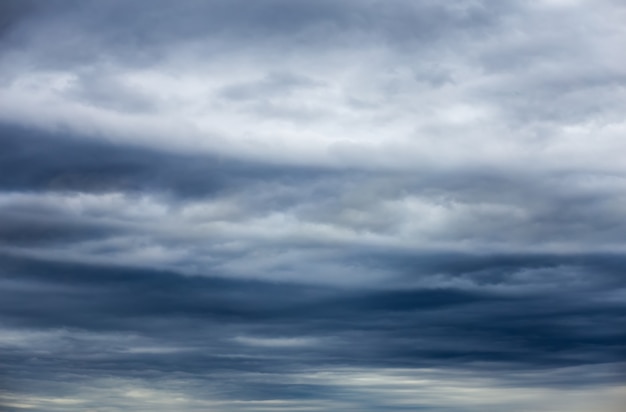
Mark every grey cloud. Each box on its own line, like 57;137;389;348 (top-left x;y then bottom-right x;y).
218;72;321;100
2;251;624;365
2;0;626;411
1;249;625;410
0;123;335;197
0;0;42;41
5;0;511;54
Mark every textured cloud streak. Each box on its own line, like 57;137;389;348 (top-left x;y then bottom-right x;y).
1;1;625;411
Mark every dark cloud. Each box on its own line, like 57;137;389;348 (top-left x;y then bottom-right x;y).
0;0;38;39
1;0;626;410
2;123;626;408
2;0;511;58
0;123;335;197
1;247;625;410
1;250;624;367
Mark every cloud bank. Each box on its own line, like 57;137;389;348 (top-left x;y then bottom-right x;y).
1;1;625;411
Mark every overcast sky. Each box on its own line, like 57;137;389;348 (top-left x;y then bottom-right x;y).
1;1;626;411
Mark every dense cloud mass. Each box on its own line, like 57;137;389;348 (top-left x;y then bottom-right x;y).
1;1;626;411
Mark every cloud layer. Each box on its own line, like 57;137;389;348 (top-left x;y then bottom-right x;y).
1;1;625;411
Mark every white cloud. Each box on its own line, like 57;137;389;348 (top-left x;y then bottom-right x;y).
1;1;625;174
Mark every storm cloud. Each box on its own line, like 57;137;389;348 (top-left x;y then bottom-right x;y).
1;1;625;411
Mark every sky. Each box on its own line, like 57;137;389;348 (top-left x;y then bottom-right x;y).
0;0;626;411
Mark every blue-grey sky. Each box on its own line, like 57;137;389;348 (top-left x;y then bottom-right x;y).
1;1;626;411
